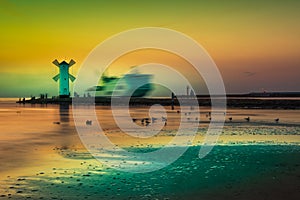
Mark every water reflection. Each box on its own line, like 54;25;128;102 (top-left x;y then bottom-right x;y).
57;103;75;150
56;103;84;155
59;103;70;124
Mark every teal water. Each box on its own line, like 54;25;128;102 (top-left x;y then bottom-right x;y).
2;145;300;200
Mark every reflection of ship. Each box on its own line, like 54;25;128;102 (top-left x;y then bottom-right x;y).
87;72;153;97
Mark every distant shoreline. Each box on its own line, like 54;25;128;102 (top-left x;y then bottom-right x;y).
13;96;300;109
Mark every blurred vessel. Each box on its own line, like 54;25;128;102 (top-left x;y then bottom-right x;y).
87;71;153;97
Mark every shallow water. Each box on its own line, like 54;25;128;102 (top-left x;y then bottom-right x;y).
1;145;300;199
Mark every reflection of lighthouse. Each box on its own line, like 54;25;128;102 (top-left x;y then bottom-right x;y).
58;103;72;149
52;59;76;98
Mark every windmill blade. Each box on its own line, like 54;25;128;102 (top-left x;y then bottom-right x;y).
69;74;76;82
52;74;60;82
52;59;60;67
69;59;76;67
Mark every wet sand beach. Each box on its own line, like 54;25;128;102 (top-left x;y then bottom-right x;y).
0;99;299;199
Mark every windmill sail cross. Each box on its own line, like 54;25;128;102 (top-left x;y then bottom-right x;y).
52;59;76;97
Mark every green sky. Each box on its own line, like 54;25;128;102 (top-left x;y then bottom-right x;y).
0;0;299;97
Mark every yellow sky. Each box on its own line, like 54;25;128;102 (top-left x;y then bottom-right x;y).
0;0;299;97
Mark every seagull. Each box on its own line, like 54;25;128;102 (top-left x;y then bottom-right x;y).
275;118;279;123
244;117;250;122
145;120;151;126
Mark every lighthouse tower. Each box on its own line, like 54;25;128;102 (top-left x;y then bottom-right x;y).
52;59;76;98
